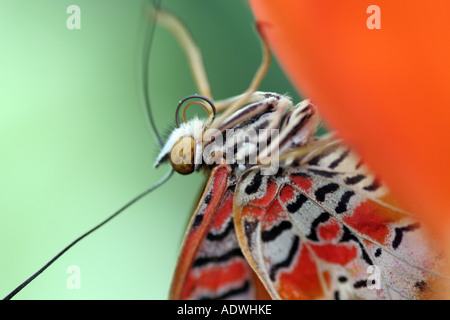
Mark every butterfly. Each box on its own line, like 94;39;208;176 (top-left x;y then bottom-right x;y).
155;90;448;300
151;8;449;300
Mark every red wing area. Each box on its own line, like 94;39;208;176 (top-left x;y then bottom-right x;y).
169;164;270;300
233;150;448;300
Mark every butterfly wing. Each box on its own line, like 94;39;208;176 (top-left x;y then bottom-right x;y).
169;164;270;299
233;145;448;300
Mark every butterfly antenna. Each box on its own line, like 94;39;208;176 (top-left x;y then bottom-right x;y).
141;0;164;147
3;168;174;300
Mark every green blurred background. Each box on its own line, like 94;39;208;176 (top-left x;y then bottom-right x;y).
0;0;301;299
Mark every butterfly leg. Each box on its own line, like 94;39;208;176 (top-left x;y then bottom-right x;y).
154;8;212;99
155;7;272;115
154;9;268;110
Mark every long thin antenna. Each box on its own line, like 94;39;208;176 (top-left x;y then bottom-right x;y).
3;169;174;300
141;0;164;147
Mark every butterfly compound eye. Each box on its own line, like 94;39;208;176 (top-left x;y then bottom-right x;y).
170;136;195;175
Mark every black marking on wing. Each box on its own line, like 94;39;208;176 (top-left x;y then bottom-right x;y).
344;174;366;185
291;159;301;167
306;144;340;166
363;179;381;192
414;281;427;292
334;291;340;300
261;221;292;243
244;221;258;249
315;183;339;202
308;168;338;178
307;212;330;241
359;246;373;265
192;214;204;229
353;279;368;289
245;171;263;195
269;236;300;281
286;193;308;214
340;226;373;265
199;280;251;300
206;219;234;241
233;143;239;157
392;223;421;249
204;193;212;205
291;172;311;179
374;248;382;257
274;167;284;178
193;247;243;268
328;150;350;169
307;153;328;166
335;191;356;214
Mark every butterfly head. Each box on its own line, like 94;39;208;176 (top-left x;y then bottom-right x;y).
154;95;215;175
154;116;205;174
